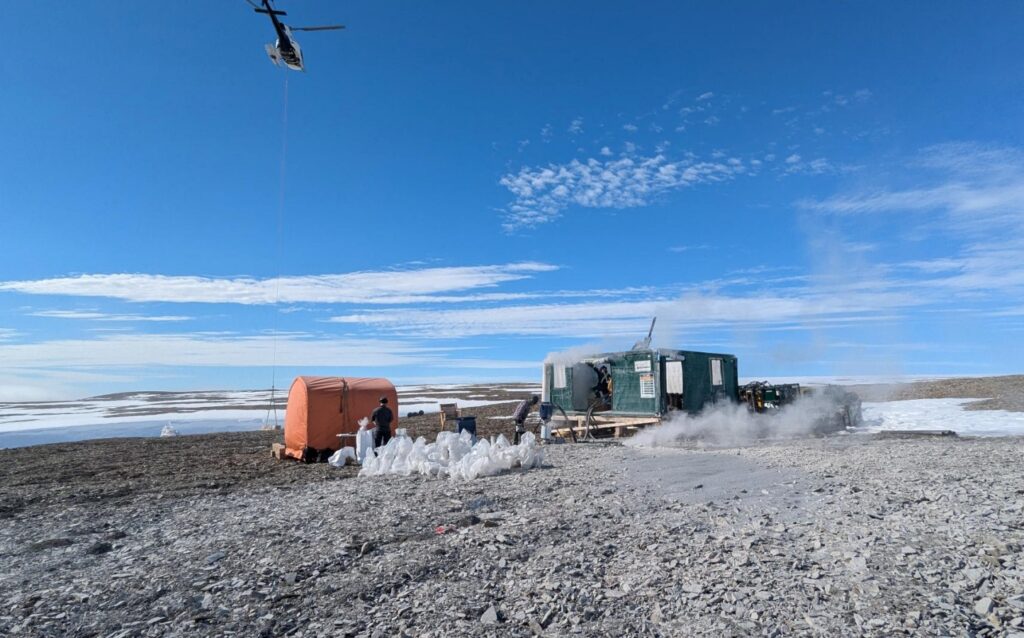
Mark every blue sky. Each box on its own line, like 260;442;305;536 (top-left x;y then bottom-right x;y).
2;1;1024;400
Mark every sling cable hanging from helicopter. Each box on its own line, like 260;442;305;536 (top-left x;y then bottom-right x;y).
263;73;289;429
245;0;346;425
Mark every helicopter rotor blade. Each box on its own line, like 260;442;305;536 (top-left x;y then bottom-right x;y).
291;25;346;32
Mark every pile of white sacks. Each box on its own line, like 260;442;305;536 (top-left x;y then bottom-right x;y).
357;430;544;480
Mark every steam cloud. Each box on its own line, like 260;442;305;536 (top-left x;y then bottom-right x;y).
625;392;847;448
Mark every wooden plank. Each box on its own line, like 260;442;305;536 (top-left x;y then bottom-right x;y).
874;429;958;439
550;418;660;436
589;416;663;426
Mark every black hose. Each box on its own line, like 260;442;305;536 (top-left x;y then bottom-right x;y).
552;403;576;443
583;402;601;441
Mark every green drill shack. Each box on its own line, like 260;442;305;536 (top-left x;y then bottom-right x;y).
542;348;739;417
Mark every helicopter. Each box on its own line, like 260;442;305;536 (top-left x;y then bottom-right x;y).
247;0;344;71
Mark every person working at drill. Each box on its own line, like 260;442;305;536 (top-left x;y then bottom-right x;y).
512;394;539;444
596;365;612;404
371;396;394;448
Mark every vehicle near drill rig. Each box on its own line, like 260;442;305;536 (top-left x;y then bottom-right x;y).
739;380;863;433
540;319;862;439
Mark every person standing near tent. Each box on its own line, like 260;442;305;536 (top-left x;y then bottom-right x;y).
371;396;394;448
512;395;539;444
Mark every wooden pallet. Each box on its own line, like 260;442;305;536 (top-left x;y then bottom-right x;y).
550;415;661;439
439;403;460;429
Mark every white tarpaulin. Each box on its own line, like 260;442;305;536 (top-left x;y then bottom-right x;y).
710;358;723;387
666;360;684;394
554;365;567;389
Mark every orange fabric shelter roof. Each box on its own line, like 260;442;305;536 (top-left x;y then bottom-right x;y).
283;376;398;460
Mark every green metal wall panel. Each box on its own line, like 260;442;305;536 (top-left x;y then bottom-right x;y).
546;348;738;417
671;350;739;413
544;363;574;409
610;351;659;414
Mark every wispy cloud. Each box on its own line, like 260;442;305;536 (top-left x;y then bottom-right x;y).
800;142;1024;308
0;332;543;399
567;117;583;135
802;142;1024;233
329;289;917;339
785;156;836;175
0;333;444;369
499;154;747;229
30;310;192;322
0;263;558;305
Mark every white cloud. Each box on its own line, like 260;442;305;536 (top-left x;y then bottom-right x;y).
622;123;639;132
0;333;444;369
0;263;558;305
30;310;192;322
786;157;834;175
803;143;1024;233
568;117;583;135
0;333;547;400
329;290;919;339
696;92;714;101
899;258;965;274
599;146;612;156
800;142;1024;305
500;154;747;229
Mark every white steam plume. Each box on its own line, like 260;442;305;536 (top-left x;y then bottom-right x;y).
625;393;847;448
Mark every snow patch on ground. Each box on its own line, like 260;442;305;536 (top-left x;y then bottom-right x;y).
0;387;526;448
860;398;1024;437
399;397;512;415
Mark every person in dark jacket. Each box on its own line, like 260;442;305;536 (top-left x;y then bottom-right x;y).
512;395;539;444
371;396;394;448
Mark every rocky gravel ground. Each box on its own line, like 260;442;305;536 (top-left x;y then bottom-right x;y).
2;431;1023;637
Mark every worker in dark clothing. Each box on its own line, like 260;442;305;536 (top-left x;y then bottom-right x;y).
512;395;539;444
371;396;394;448
596;366;612;402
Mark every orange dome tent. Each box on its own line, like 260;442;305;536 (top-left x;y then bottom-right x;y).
283;376;398;461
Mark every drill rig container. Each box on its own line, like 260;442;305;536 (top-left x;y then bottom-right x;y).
542;347;739;418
